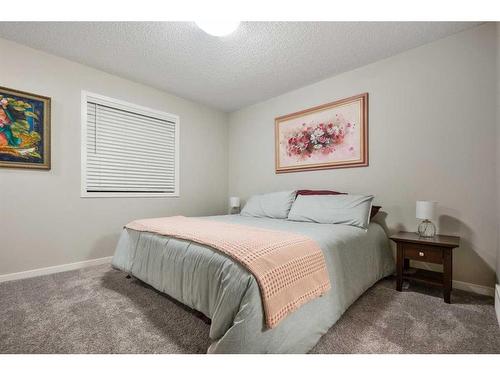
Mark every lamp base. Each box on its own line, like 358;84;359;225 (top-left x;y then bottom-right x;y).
418;219;436;238
229;207;240;215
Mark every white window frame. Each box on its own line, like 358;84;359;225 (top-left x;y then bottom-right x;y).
81;91;180;198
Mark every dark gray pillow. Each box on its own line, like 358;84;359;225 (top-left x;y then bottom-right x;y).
241;191;296;219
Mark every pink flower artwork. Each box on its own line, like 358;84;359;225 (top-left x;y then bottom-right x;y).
275;94;368;173
285;121;347;159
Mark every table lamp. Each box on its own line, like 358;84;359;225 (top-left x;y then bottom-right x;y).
229;196;241;214
416;201;437;238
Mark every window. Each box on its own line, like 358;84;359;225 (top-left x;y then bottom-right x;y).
81;91;179;197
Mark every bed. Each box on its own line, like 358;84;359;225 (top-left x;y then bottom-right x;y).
111;214;395;353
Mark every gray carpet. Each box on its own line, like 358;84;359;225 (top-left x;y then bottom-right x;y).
0;264;498;354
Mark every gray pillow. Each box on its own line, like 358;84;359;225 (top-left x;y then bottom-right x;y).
287;194;374;229
241;191;297;219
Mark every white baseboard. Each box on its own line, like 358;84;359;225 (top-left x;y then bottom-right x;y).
0;256;113;283
495;285;500;327
452;279;495;297
0;256;496;299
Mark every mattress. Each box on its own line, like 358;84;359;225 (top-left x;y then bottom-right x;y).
111;214;395;353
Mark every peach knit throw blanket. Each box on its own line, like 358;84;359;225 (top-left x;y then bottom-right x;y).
125;216;331;328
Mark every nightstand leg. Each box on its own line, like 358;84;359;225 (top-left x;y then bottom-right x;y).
396;243;403;292
443;249;452;303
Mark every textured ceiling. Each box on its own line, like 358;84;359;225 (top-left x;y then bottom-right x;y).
0;22;482;112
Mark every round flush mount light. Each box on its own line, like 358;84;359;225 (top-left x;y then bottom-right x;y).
195;21;240;37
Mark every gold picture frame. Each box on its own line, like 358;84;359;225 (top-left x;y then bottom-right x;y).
0;86;51;170
275;93;368;174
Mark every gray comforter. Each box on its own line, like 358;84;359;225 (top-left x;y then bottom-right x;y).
111;215;395;353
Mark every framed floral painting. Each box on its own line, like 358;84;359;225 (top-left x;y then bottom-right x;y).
0;86;51;170
275;93;368;173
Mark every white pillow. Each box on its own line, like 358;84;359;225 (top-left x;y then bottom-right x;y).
287;194;374;229
241;191;297;219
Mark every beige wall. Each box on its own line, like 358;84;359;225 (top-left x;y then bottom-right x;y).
1;24;498;288
0;38;229;275
228;23;498;288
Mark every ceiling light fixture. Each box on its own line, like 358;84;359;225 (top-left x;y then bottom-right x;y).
195;21;240;37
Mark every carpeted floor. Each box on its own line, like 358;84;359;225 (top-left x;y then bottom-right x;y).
0;264;498;354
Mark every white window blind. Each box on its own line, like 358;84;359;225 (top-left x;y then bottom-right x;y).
81;92;179;197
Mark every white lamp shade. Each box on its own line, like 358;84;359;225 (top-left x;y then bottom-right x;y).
416;201;437;220
229;197;240;208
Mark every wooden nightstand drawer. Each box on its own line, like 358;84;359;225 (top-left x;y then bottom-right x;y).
404;243;443;264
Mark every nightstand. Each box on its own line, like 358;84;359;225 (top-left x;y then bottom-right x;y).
389;232;460;303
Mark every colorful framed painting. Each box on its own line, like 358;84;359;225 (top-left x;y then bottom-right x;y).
275;93;368;174
0;86;51;169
